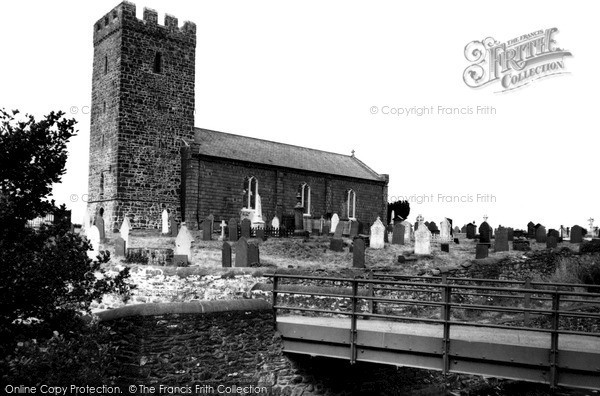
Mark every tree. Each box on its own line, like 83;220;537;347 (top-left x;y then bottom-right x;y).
387;199;410;223
0;109;133;348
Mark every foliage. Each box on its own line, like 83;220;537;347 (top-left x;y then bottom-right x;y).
0;108;134;352
387;199;410;222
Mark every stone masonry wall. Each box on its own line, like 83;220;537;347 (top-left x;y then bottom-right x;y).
88;2;196;231
184;156;388;229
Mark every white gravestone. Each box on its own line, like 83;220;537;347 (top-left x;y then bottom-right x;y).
271;216;280;229
369;217;385;249
414;218;431;255
119;216;131;247
252;194;265;228
82;210;91;236
331;213;340;235
401;221;412;241
161;209;169;234
440;218;451;242
219;220;226;241
87;225;100;260
390;210;395;225
175;223;194;262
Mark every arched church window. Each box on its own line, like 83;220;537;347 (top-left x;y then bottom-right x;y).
347;189;356;220
244;176;258;209
300;183;311;216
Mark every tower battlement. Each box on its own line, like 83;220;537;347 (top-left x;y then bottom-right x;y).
93;1;196;46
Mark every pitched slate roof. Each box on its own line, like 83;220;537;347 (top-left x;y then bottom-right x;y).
193;128;384;182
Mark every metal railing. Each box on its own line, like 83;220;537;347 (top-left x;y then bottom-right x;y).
267;272;600;389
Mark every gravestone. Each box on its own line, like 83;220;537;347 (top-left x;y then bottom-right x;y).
322;222;331;235
174;223;194;262
161;209;169;234
333;222;344;238
170;218;178;237
114;236;126;257
369;217;385;249
202;219;212;241
507;228;514;241
440;219;451;241
119;217;131;248
513;239;531;251
330;238;344;252
87;225;100;260
454;238;459;244
331;214;340;235
494;227;509;252
206;214;215;233
219;220;226;241
349;221;359;237
476;243;489;259
94;214;105;242
392;223;405;245
570;225;583;243
229;218;239;242
454;226;461;235
342;221;351;236
466;223;476;239
248;242;260;266
402;221;412;241
527;222;535;239
479;222;491;244
546;236;558;249
461;225;467;234
241;218;252;239
271;216;280;229
222;242;232;267
256;228;265;241
353;238;365;268
548;229;560;240
535;226;547;243
235;237;249;267
441;243;449;253
414;223;432;255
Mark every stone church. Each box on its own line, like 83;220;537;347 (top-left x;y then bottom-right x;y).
88;2;389;232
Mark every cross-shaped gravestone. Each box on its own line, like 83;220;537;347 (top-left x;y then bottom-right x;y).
588;218;595;237
219;220;226;241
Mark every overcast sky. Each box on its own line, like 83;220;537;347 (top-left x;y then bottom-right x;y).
1;0;598;231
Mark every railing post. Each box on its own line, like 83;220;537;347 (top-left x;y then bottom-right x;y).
442;277;451;376
367;271;376;317
524;277;531;326
350;277;358;364
549;289;560;390
272;271;278;330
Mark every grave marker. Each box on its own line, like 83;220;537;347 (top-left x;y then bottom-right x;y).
114;236;126;257
369;217;385;249
94;214;105;242
87;225;100;260
119;216;131;248
331;214;340;235
241;218;251;239
222;242;232;267
570;225;583;243
330;238;344;252
174;223;194;263
414;218;432;255
229;218;239;242
392;223;405;245
161;209;169;234
333;222;344;238
466;223;476;239
202;219;212;241
535;225;547;243
248;242;260;266
170;217;178;237
479;222;491;244
476;243;489;259
353;238;365;268
235;237;248;267
495;227;509;252
547;236;558;249
349;221;359;237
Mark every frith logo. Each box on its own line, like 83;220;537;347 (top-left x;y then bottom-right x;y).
463;28;572;92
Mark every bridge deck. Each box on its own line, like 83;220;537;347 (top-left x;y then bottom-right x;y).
278;315;600;352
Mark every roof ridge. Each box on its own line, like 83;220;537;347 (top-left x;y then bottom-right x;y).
195;127;358;160
350;155;385;179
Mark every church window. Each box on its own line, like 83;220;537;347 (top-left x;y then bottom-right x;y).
300;183;311;216
153;52;162;74
104;55;108;75
100;172;105;196
347;189;356;220
244;176;258;209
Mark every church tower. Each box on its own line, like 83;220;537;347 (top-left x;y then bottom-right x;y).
88;2;196;231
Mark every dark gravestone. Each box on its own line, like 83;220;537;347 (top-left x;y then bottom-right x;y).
330;238;344;252
461;225;467;233
206;214;215;232
384;229;389;243
479;222;491;243
349;221;359;237
202;219;212;241
353;238;365;268
94;215;105;242
454;238;459;244
513;239;531;251
114;236;126;257
454;226;460;235
527;222;535;239
173;255;188;267
392;223;405;245
342;221;351;236
441;243;449;253
397;255;406;263
255;228;265;241
507;228;514;241
535;226;547;243
546;236;558;249
466;224;476;239
222;242;232;267
312;226;320;236
427;222;438;233
241;219;252;239
322;224;330;235
248;242;260;266
570;225;583;243
476;243;489;259
170;218;178;237
494;227;509;252
333;222;344;238
548;229;560;240
229;218;238;242
235;237;248;267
